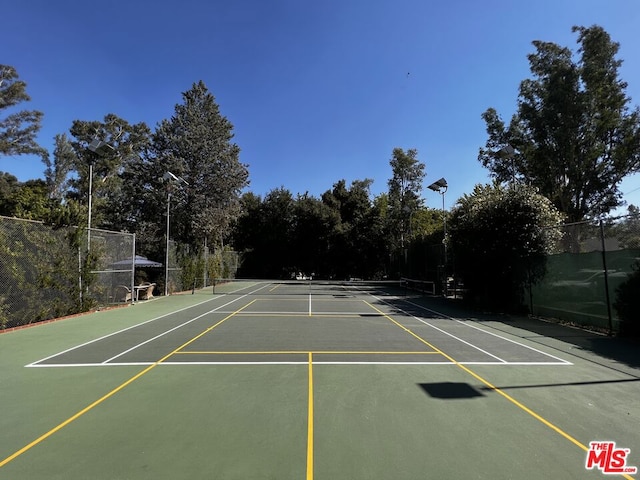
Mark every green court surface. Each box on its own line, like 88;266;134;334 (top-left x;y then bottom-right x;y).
1;280;638;479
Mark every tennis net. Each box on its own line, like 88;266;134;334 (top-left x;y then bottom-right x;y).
199;278;435;297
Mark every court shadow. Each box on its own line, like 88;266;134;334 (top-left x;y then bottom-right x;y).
487;315;640;372
479;377;640;392
418;382;485;400
381;295;640;373
373;296;446;319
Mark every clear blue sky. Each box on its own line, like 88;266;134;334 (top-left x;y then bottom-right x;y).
4;0;640;212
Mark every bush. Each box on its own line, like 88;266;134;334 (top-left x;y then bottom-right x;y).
614;261;640;337
449;183;563;312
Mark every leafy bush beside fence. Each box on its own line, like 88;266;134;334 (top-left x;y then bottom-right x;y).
0;217;82;328
0;216;135;329
613;260;640;336
448;184;563;312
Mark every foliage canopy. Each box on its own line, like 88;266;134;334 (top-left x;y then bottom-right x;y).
449;183;564;310
0;65;46;159
478;25;640;222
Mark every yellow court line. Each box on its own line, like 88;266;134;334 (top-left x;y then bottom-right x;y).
0;299;257;469
360;301;633;476
174;350;441;355
170;299;257;354
232;313;381;317
307;352;314;480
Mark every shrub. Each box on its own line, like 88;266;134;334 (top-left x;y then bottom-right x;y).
613;261;640;337
448;183;563;312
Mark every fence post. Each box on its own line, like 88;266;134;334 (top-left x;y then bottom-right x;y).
131;234;136;304
599;220;614;335
78;246;83;305
203;239;208;288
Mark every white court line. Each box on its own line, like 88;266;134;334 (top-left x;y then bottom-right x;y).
369;295;508;363
26;282;271;367
26;360;573;368
27;298;218;367
212;311;384;316
27;281;571;368
27;363;154;368
101;284;273;364
402;298;572;365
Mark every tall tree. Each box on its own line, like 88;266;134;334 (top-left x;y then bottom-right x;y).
44;133;75;201
258;187;296;277
68;114;151;233
0;174;53;220
479;25;640;222
293;192;338;277
0;65;46;159
150;81;249;247
387;147;426;250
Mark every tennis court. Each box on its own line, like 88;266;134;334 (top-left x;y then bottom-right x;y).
1;280;638;479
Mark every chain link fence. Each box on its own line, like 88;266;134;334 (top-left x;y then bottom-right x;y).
157;241;240;295
1;215;243;329
87;227;136;306
528;213;640;333
204;247;240;284
0;216;135;329
0;216;78;329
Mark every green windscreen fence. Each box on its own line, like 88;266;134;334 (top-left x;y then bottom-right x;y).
528;215;640;333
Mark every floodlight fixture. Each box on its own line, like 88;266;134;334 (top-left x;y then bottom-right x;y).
427;177;448;192
88;139;115;157
163;171;190;186
498;145;515;157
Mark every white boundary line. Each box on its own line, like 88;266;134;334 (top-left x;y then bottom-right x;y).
27;299;216;367
369;295;508;363
401;298;572;365
26;281;571;368
100;283;274;364
26;282;271;367
26;360;573;368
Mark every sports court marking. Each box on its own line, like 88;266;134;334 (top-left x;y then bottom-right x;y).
0;298;257;469
307;352;314;480
6;285;625;480
26;294;573;368
26;283;273;368
360;301;638;480
372;296;572;366
25;296;220;367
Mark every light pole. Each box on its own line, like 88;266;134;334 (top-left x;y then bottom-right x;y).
498;145;516;185
87;139;115;249
427;177;448;296
163;171;189;296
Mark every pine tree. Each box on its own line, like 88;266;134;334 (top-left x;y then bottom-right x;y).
0;65;45;158
150;81;249;247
